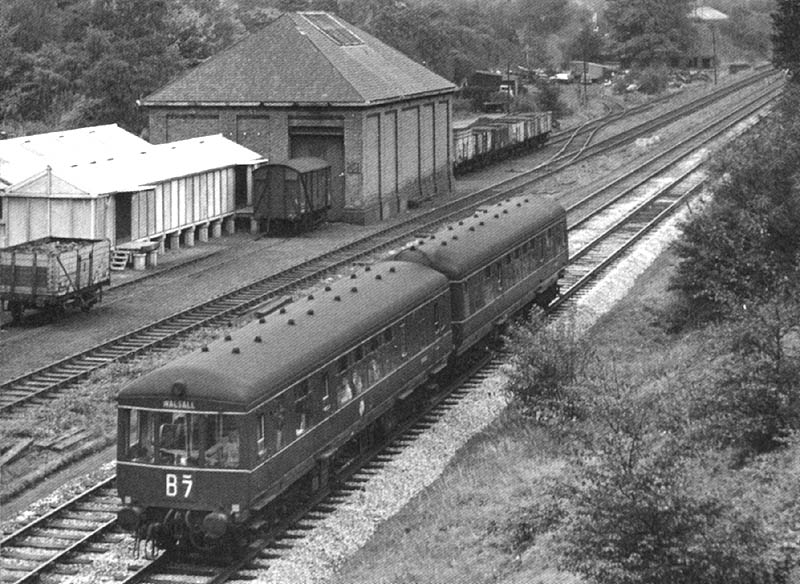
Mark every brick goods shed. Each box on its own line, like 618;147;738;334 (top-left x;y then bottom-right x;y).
140;11;457;225
0;125;264;251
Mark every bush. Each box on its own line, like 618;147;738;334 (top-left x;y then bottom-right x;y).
534;79;569;121
636;65;669;94
552;378;791;584
503;311;593;423
686;295;800;458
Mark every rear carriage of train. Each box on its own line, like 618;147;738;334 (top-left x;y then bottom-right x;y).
392;195;568;354
116;260;453;550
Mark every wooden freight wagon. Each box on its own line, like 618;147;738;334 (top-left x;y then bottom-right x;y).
252;158;332;235
0;237;111;321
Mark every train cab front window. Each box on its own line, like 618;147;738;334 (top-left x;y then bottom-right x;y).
120;409;240;468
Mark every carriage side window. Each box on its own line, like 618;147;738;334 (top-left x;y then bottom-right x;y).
482;266;494;301
257;414;266;457
128;409;140;456
322;372;331;409
367;353;381;385
338;355;349;373
523;241;533;271
494;261;503;294
295;381;310;436
433;301;440;330
338;373;354;405
274;406;286;451
503;254;514;287
398;321;408;358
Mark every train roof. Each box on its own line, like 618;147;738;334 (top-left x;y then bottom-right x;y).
391;195;565;280
117;261;448;411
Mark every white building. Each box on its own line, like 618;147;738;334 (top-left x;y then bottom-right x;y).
0;125;265;250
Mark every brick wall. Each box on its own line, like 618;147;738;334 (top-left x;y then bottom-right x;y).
145;93;453;227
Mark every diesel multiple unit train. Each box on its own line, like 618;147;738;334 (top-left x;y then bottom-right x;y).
115;193;568;551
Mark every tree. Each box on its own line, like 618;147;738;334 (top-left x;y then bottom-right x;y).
516;0;569;37
0;0;63;52
671;91;800;317
721;6;771;58
604;0;694;67
772;0;800;80
168;0;243;66
564;19;605;65
688;292;800;457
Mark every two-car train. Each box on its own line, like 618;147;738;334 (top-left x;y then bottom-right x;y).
115;193;568;551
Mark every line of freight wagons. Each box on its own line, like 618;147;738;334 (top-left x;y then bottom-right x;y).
452;111;552;176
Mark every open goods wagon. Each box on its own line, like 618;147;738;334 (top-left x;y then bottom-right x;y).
453;111;552;175
0;237;111;321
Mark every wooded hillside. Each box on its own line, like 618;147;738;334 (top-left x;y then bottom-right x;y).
0;0;773;136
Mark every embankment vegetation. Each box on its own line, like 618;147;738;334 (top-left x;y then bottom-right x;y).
501;87;800;583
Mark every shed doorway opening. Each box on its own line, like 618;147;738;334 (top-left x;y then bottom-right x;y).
115;192;132;244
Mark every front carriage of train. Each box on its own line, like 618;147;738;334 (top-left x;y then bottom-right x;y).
116;374;250;553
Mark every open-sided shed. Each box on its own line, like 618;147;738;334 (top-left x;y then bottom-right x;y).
0;127;265;250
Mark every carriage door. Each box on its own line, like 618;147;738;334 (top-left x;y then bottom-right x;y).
289;128;344;221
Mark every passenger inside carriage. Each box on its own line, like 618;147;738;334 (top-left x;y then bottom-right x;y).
205;426;240;468
206;431;239;466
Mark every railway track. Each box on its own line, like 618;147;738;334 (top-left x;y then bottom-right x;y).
552;92;774;311
0;72;781;584
0;477;119;584
543;64;773;167
0;68;781;418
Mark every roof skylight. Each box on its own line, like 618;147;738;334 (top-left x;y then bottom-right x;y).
300;12;364;46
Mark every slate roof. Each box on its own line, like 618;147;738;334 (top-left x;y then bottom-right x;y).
141;12;456;107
